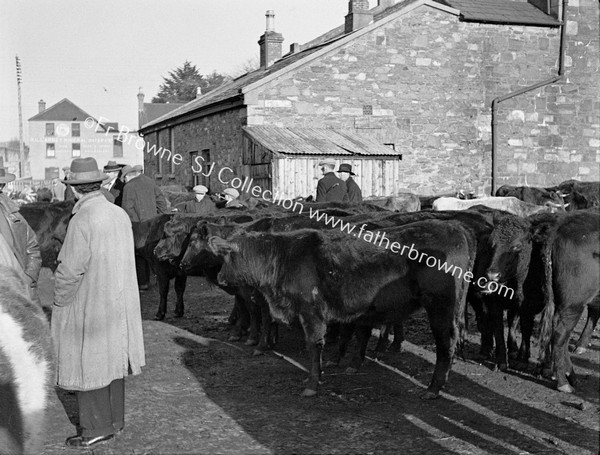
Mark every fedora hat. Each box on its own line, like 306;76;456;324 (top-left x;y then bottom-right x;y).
0;168;16;184
62;158;109;185
337;163;356;176
223;188;239;199
121;164;143;178
104;160;125;172
193;184;208;194
318;158;336;167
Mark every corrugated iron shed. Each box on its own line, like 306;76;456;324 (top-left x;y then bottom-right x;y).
243;126;401;158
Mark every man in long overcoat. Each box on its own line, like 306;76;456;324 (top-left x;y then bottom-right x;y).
52;157;145;448
316;158;346;202
338;163;363;202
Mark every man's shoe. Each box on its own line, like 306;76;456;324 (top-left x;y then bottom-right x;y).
65;434;114;448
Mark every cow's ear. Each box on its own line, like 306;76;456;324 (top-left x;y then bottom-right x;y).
198;223;209;238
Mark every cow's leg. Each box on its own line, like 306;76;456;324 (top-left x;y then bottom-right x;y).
553;305;585;393
155;272;170;321
229;295;249;342
506;308;520;359
476;305;494;361
492;305;508;371
254;296;273;355
327;322;353;367
173;274;187;318
424;303;457;399
388;322;405;353
517;307;536;367
298;308;326;397
574;302;600;354
347;324;372;373
245;297;260;347
374;324;391;353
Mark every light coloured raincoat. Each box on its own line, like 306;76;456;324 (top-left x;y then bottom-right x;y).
52;191;145;391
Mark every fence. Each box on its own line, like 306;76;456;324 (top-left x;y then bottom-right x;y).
6;179;55;193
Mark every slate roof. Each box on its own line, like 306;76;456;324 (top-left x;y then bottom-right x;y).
437;0;560;26
243;127;402;157
28;98;94;122
140;102;185;128
140;0;558;133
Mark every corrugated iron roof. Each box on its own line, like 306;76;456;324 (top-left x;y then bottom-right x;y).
243;127;401;157
437;0;560;26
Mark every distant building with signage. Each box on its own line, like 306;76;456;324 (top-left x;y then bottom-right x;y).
0;141;30;179
28;98;142;180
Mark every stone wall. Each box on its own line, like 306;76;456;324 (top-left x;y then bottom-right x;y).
244;2;598;194
144;109;247;192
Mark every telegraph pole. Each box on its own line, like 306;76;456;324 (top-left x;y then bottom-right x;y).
15;55;25;178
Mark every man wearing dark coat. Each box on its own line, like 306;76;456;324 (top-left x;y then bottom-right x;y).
338;163;363;202
175;185;216;214
121;165;169;290
102;160;126;206
316;158;346;202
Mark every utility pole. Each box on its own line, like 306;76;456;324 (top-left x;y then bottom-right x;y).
15;55;25;178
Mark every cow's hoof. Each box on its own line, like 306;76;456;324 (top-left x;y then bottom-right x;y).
345;366;359;374
557;383;574;393
252;348;265;356
174;312;184;318
388;343;404;353
421;390;440;400
498;363;509;372
574;346;587;355
244;338;258;346
301;388;318;397
228;335;242;342
324;360;339;368
154;313;165;321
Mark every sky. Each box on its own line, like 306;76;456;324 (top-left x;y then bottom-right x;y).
0;0;353;143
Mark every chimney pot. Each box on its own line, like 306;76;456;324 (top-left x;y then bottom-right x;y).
266;10;275;32
38;99;46;113
196;86;202;97
290;43;301;54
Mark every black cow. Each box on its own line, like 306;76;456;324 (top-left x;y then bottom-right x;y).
553;180;600;211
131;214;187;321
210;220;475;399
495;185;564;208
484;210;600;392
19;201;74;271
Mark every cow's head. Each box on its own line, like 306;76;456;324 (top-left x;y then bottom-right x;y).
180;223;234;273
154;217;196;264
208;235;243;288
482;214;532;295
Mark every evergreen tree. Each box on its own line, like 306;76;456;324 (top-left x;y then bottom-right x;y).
152;61;229;103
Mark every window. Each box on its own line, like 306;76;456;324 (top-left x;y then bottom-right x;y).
45;123;55;136
113;136;123;157
72;143;81;157
45;167;59;180
362;105;373;116
155;131;162;175
189;151;199;187
200;149;210;187
71;123;80;137
169;128;175;174
46;143;55;158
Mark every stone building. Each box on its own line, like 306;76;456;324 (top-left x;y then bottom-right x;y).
139;0;599;197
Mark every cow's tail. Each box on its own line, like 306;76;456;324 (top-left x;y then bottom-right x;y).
456;227;477;360
536;241;555;370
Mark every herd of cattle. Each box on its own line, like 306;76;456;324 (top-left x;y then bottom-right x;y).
1;178;596;454
15;179;600;402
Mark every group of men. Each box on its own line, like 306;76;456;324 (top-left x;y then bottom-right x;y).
316;159;362;203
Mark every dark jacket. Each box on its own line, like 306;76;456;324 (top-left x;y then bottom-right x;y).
122;174;169;222
344;177;363;203
176;197;217;214
108;177;126;206
316;172;347;203
0;194;42;298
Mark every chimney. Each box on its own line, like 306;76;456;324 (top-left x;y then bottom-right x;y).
289;43;301;54
137;87;145;129
258;10;284;68
38;99;46;113
196;86;202;98
345;0;373;34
